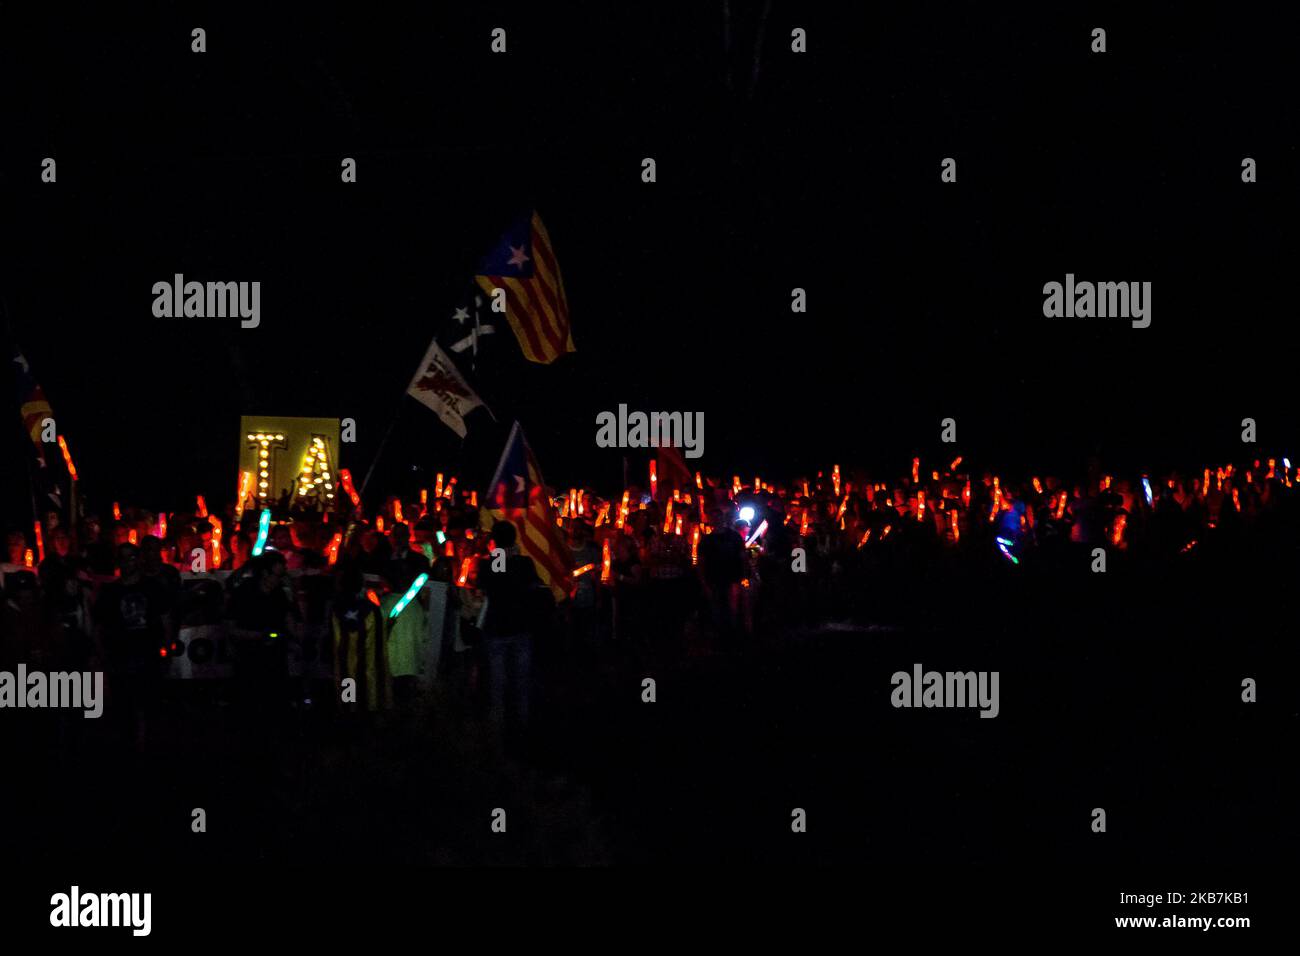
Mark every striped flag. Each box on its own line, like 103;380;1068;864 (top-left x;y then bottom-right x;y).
484;422;571;601
656;445;694;493
475;211;575;364
11;346;54;464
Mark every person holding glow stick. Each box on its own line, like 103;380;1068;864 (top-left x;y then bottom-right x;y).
698;509;746;650
381;553;433;720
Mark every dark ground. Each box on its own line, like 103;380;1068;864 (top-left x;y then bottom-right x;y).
6;545;1293;871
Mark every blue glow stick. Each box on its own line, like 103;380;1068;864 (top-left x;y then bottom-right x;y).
389;573;429;619
252;509;271;556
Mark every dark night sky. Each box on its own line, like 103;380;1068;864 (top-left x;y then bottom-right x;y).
2;4;1296;526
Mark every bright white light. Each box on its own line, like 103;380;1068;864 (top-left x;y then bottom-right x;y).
738;506;756;523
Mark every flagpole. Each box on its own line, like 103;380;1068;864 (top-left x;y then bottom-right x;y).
359;336;438;498
484;420;522;504
4;299;43;538
451;429;468;490
359;403;403;498
25;439;41;533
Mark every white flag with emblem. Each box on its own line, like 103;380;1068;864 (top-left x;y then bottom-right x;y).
406;337;489;438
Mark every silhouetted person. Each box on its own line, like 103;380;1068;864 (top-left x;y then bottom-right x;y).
699;510;745;646
479;520;542;751
93;543;171;751
229;552;295;714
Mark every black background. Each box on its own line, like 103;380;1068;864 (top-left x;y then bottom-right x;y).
0;1;1296;932
2;2;1295;523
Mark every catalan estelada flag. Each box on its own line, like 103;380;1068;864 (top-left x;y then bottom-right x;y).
484;422;572;601
11;346;54;463
475;211;575;364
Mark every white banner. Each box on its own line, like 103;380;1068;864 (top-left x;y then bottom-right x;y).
406;338;486;438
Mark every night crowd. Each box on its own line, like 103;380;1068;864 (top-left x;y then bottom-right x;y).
3;455;1298;752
